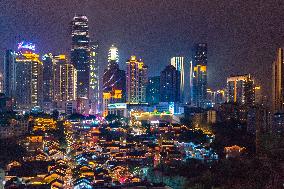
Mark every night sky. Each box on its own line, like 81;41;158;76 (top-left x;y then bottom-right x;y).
1;0;284;95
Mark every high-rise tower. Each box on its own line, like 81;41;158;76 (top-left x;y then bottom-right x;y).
3;49;16;97
42;53;54;106
103;45;126;102
226;74;255;106
191;43;208;108
89;41;100;113
15;42;43;108
71;15;90;98
102;45;124;116
171;57;184;103
126;56;148;103
53;55;77;102
160;65;180;103
272;48;284;113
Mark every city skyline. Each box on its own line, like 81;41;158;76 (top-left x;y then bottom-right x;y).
1;1;284;95
0;2;283;188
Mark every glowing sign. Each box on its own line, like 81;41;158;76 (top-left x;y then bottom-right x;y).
18;41;35;51
150;120;159;124
108;103;127;109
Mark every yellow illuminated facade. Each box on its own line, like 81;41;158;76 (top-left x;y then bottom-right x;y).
207;89;226;105
33;118;57;131
224;145;245;158
103;89;123;117
15;51;43;108
191;43;208;108
126;56;148;103
192;64;207;107
27;135;43;143
226;74;254;105
53;55;77;102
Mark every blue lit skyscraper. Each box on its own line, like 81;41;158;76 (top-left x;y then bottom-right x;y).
71;15;90;99
191;43;208;108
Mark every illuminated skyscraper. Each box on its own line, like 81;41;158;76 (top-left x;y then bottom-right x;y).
272;48;284;113
108;44;119;63
146;76;160;104
103;45;126;102
126;56;148;103
42;53;53;105
191;43;208;108
160;65;180;102
171;57;184;103
89;41;100;113
3;49;16;97
15;42;43;108
226;74;255;106
71;15;90;98
53;55;77;102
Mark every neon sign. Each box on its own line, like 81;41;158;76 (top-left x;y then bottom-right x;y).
108;103;127;109
18;41;35;51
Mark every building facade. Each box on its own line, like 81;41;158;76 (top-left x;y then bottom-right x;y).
102;89;123;117
171;57;184;103
226;74;255;106
3;50;16;98
15;42;43;109
42;53;54;106
53;55;77;102
160;65;180;103
71;15;90;98
126;56;148;103
146;76;160;104
191;43;208;108
89;41;100;113
272;48;284;113
103;45;126;102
